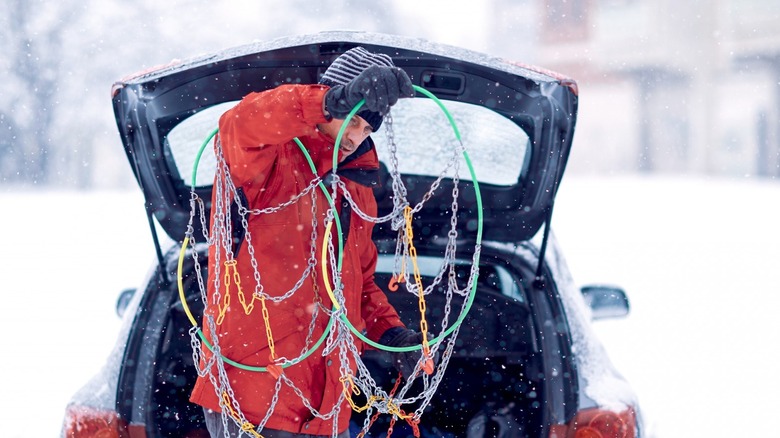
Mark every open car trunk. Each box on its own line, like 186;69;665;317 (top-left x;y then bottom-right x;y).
151;242;547;437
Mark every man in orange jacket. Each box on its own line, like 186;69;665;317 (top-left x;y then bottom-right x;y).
190;47;427;438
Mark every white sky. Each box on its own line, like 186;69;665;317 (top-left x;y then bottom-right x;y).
393;0;491;52
1;175;778;437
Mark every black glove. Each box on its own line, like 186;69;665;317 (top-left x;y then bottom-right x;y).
324;65;414;119
379;327;436;380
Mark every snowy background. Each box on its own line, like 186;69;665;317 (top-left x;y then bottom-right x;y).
2;0;780;437
1;176;778;437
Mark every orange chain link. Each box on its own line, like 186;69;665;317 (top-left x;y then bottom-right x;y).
402;206;433;374
218;259;257;325
356;372;405;438
341;374;381;413
218;259;281;377
216;260;238;325
260;296;277;361
221;391;265;438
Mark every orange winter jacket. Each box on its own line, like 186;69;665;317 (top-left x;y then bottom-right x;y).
189;84;404;435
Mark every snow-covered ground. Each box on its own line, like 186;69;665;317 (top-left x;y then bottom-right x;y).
1;175;778;437
553;175;780;437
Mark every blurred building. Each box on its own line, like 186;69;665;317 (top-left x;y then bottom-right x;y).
501;0;780;178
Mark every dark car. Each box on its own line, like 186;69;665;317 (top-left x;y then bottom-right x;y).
62;31;642;438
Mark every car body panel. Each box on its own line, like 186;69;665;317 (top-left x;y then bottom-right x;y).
64;32;644;438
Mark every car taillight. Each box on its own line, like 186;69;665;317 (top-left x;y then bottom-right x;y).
63;405;130;438
549;406;637;438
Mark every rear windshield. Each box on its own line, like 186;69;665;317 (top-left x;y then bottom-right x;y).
165;98;531;188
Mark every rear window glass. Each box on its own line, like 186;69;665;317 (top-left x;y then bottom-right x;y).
165;101;235;188
373;99;529;186
165;98;530;188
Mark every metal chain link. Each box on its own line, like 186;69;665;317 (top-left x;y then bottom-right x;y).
186;112;484;437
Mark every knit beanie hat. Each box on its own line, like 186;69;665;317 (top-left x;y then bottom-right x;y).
319;47;396;131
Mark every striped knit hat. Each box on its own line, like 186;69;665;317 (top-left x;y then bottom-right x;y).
319;47;396;131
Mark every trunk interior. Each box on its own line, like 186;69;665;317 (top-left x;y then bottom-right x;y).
147;244;545;437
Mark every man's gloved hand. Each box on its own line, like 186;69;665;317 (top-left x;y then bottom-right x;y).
379;326;436;380
324;65;414;119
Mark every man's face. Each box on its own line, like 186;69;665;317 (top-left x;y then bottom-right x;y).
318;116;373;160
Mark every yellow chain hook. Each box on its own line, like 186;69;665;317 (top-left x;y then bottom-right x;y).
221;391;265;438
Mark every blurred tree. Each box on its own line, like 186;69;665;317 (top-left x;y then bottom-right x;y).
0;112;21;181
0;0;406;188
1;0;77;185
